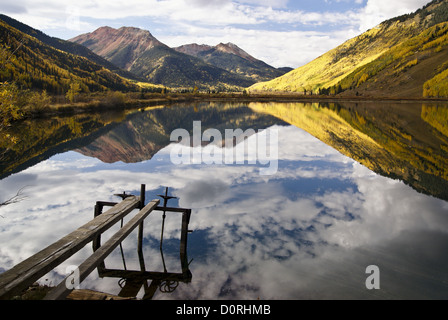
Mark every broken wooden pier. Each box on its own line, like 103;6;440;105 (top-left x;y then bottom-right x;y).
0;184;193;300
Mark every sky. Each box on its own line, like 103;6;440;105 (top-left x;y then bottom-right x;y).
0;0;433;69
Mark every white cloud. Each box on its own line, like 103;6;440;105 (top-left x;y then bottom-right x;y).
358;0;431;32
237;0;289;8
319;162;448;250
190;0;231;7
162;26;356;68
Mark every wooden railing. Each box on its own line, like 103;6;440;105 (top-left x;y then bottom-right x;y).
0;184;193;300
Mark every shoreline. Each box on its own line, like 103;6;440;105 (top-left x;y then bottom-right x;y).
12;92;448;120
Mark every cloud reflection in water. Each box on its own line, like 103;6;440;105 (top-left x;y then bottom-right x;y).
0;124;447;299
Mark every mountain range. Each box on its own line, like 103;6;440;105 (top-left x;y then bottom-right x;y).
173;42;291;82
1;0;448;97
0;14;288;93
70;27;289;89
249;0;448;98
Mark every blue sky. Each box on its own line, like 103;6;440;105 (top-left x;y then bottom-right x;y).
0;0;432;68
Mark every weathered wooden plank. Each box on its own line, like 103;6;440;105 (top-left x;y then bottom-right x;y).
0;196;141;300
155;206;189;213
44;199;159;300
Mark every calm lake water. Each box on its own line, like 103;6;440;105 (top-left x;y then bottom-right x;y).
0;101;447;299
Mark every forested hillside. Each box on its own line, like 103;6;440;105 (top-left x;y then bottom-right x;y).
335;21;448;98
0;14;140;82
249;0;448;98
0;20;139;95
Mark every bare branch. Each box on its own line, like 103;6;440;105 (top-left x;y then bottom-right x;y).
0;186;29;215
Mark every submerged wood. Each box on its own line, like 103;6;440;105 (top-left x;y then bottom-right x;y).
0;196;141;300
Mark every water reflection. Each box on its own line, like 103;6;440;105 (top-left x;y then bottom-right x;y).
84;190;193;300
0;102;447;299
0;110;127;179
250;101;448;201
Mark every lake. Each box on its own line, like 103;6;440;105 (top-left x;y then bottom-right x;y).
0;100;447;299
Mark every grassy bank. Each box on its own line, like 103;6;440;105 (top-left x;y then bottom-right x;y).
3;86;448;126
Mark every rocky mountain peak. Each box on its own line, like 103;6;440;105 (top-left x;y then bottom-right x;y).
70;26;166;70
215;42;258;62
174;43;213;56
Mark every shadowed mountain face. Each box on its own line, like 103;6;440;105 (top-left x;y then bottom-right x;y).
174;42;287;83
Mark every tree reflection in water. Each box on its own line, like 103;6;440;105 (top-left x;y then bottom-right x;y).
0;101;447;299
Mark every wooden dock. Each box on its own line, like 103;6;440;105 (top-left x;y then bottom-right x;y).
0;184;193;300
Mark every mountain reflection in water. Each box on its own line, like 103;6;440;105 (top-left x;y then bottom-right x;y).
0;101;447;299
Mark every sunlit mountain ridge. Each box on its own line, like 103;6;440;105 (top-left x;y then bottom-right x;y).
249;0;448;98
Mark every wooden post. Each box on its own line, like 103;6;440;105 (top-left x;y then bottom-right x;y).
92;201;117;272
95;206;193;299
180;209;192;273
0;196;141;300
138;184;145;253
140;184;146;209
44;199;160;300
